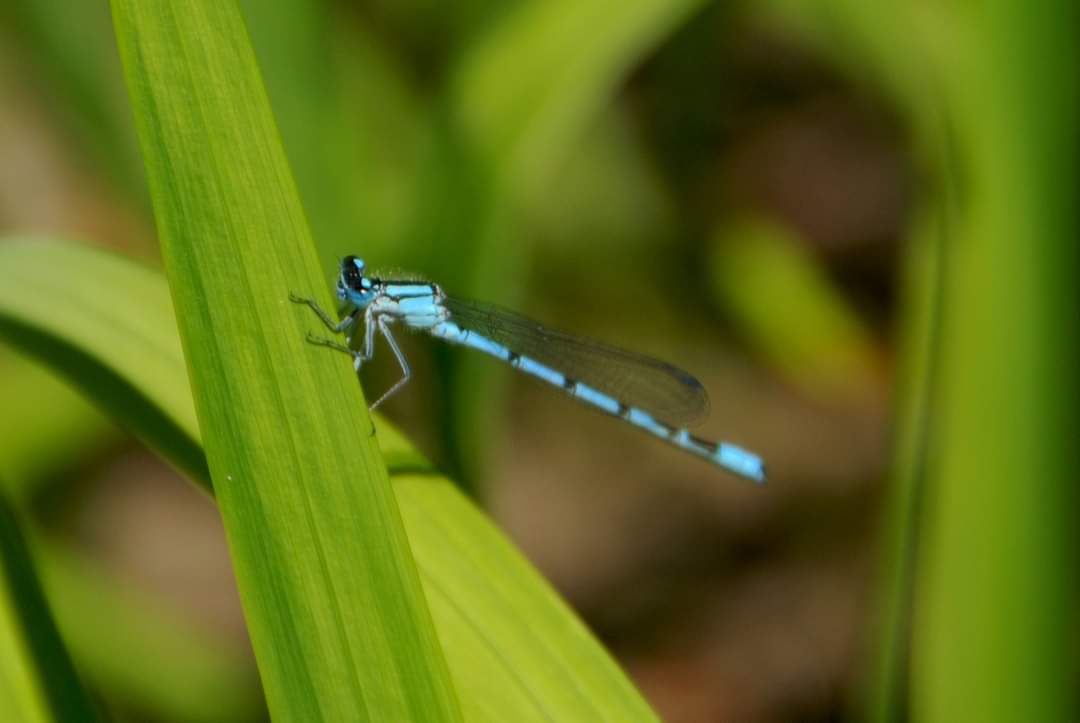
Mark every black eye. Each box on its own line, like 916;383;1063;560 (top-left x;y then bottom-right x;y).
341;257;361;288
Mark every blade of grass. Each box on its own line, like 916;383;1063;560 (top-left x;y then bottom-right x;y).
863;188;948;723
0;494;98;723
767;2;1079;719
0;236;660;722
0;239;207;483
108;0;461;718
911;2;1078;721
395;475;658;723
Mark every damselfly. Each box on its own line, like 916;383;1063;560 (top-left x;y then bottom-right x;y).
291;257;766;483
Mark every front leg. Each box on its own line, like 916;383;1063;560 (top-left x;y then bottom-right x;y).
296;293;366;369
320;307;379;373
289;292;357;335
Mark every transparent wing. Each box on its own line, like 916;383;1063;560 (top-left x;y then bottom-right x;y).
445;297;710;425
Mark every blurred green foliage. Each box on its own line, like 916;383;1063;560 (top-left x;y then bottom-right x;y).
1;494;98;723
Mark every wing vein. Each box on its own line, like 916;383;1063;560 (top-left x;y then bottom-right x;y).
444;297;709;424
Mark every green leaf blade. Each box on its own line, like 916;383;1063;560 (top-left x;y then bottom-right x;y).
398;475;659;723
0;238;206;483
0;236;659;722
0;495;99;723
109;0;461;719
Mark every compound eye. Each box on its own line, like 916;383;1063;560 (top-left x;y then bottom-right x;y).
341;256;366;289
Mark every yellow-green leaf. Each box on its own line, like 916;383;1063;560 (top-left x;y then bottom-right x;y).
0;246;658;722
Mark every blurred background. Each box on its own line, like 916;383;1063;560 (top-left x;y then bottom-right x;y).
0;1;1074;722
